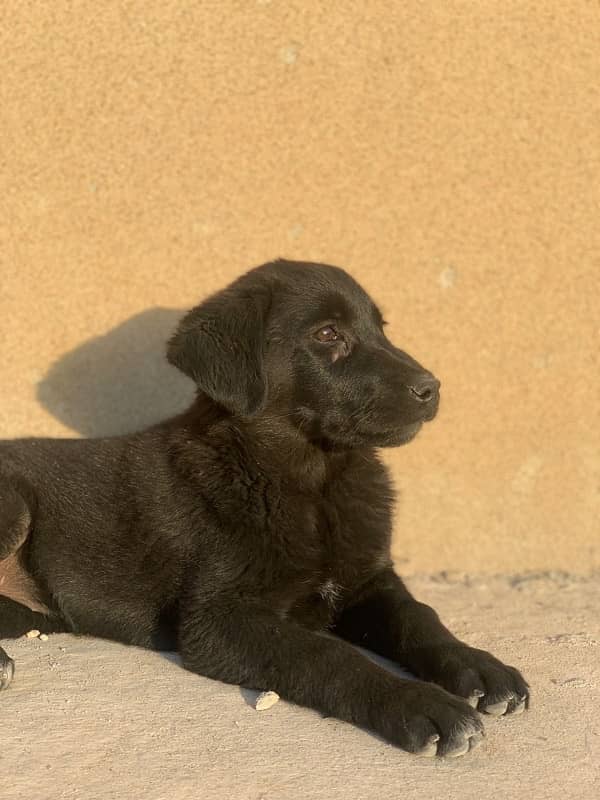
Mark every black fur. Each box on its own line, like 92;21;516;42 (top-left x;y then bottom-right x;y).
0;260;529;756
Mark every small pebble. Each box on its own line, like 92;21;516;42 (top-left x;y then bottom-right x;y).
255;691;280;711
39;634;49;641
25;629;41;639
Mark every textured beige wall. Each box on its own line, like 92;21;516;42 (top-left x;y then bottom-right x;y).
1;2;598;574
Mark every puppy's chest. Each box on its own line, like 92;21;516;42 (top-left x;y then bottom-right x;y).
269;491;345;566
266;496;368;620
217;455;390;618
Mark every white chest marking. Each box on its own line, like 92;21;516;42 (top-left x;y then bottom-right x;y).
318;579;341;605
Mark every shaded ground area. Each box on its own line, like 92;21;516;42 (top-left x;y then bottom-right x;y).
4;573;599;800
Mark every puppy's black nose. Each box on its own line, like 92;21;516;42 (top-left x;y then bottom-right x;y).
408;375;440;403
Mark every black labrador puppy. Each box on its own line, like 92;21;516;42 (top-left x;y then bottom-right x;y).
0;260;528;758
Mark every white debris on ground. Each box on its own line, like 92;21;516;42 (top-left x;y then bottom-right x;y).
254;690;280;711
23;630;49;641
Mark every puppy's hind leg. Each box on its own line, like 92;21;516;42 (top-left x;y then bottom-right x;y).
0;477;37;691
0;646;14;691
0;597;67;691
0;476;35;560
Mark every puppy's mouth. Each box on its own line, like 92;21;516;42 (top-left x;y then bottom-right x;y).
364;420;424;448
391;421;423;445
295;409;425;449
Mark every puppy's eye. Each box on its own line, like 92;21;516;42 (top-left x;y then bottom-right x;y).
315;325;340;343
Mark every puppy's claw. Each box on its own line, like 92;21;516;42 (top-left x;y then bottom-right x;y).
416;734;440;757
467;689;485;708
445;740;471;758
511;700;527;716
484;700;509;716
0;658;14;691
468;732;484;750
445;731;484;758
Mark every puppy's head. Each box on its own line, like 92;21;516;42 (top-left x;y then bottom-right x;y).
167;260;440;448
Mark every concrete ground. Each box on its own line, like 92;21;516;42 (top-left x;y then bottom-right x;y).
3;572;599;800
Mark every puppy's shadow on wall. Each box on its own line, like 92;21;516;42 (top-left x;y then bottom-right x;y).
37;308;196;437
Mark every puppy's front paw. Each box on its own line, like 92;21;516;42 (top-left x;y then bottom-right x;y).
374;681;484;758
414;644;529;717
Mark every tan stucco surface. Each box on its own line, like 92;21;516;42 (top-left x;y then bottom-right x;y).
1;2;598;573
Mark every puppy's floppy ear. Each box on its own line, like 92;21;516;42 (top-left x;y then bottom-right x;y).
167;285;270;417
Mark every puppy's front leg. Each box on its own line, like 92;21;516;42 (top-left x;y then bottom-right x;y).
334;567;529;717
178;596;483;757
